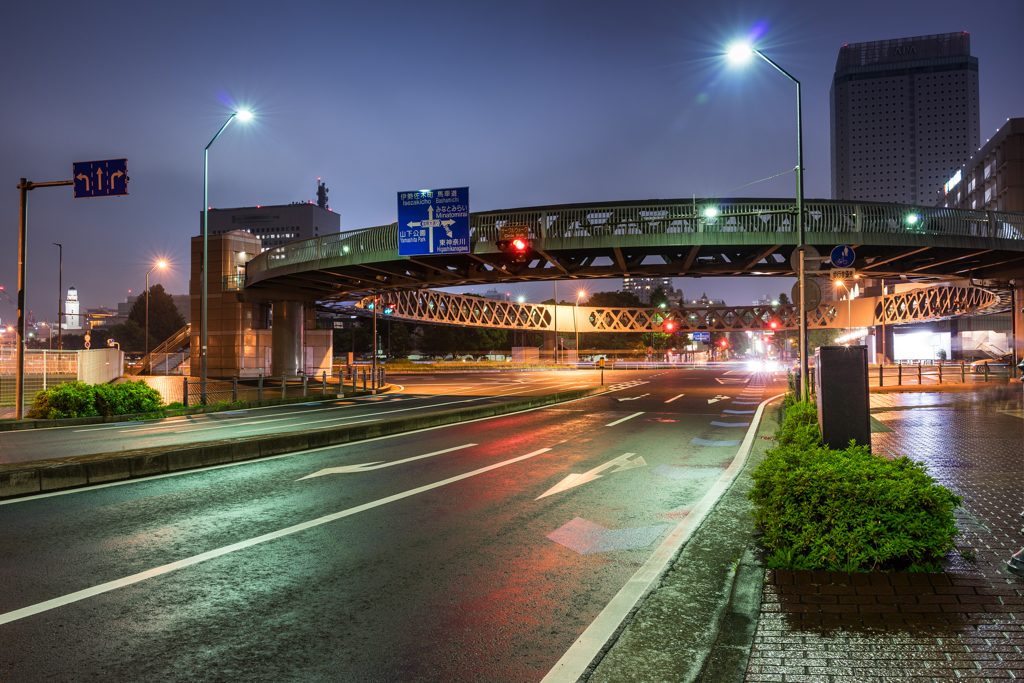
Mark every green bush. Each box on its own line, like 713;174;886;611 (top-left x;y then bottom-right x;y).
94;380;163;417
749;398;962;572
26;381;99;419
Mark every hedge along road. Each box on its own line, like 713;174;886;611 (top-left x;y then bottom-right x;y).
0;369;626;466
0;365;786;682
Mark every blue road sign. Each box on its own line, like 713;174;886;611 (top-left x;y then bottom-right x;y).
398;187;470;256
72;159;128;198
830;245;856;268
692;332;710;342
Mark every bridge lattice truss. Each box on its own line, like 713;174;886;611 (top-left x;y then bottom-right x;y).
330;285;999;333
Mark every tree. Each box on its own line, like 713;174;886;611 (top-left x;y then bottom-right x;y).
585;291;644;308
334;323;372;357
127;284;186;348
809;328;843;350
778;292;790;305
648;285;669;309
388;321;414;359
109;319;157;353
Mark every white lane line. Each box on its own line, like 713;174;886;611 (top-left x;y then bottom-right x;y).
541;391;784;683
235;418;379;436
1;389;610;507
297;443;477;479
664;394;685;403
0;447;552;627
604;412;644;427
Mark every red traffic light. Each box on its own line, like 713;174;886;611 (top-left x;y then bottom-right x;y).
511;238;527;251
769;321;778;329
719;339;727;347
664;321;675;332
762;336;770;343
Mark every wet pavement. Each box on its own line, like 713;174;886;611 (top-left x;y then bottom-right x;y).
745;385;1024;683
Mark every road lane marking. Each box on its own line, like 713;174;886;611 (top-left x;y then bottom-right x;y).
615;394;649;402
709;421;750;428
541;392;784;683
297;443;477;479
707;395;729;404
664;394;685;403
0;447;552;627
235;417;379;435
536;453;646;499
604;412;644;427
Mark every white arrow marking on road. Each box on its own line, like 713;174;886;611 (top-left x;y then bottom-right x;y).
297;443;477;480
707;395;729;404
664;394;685;403
616;393;649;402
536;453;647;499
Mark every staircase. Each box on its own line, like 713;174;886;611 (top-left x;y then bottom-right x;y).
130;324;191;376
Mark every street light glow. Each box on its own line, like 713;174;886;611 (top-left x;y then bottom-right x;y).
703;207;719;218
907;214;920;224
157;261;167;268
235;109;253;121
727;43;753;63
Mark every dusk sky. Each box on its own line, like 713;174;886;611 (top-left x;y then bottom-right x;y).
2;0;1022;325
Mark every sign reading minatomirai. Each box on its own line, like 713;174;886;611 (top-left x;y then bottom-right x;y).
398;187;469;256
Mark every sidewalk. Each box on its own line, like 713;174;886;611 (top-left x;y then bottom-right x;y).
745;385;1024;683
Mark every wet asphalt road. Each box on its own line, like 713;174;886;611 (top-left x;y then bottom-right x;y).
0;365;785;682
0;370;603;466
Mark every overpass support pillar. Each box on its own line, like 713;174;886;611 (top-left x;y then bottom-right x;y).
1014;281;1024;377
272;301;305;377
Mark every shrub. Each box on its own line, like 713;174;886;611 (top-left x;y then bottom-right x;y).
94;380;163;417
26;381;99;419
749;398;962;572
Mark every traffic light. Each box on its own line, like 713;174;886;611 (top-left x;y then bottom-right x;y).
719;339;727;347
497;229;531;263
382;301;396;315
663;320;675;332
355;296;378;310
763;336;770;344
769;320;778;330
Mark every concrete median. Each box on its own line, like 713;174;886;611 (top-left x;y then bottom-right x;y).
0;386;607;500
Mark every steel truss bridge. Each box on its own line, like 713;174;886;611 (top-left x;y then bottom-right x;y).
243;198;1024;302
324;284;1002;333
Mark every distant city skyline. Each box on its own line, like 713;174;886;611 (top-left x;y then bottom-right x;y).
2;1;1021;315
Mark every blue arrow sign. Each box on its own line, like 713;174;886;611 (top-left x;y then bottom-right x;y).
72;159;128;198
398;187;470;256
830;245;856;268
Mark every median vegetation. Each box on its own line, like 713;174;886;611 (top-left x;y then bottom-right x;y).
26;380;164;419
748;396;962;572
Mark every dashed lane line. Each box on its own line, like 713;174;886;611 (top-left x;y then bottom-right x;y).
605;412;644;427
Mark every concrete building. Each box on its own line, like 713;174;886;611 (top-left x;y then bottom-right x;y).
939;117;1024;212
830;32;981;204
482;288;510;302
202;201;341;256
622;276;676;304
63;286;82;330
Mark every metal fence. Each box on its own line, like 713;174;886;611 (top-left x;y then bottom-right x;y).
0;350;80;407
871;361;1016;386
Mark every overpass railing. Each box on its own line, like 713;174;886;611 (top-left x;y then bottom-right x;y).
246;199;1024;280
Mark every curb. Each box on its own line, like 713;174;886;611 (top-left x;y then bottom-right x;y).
0;385;392;433
870;381;1013;394
0;386;606;501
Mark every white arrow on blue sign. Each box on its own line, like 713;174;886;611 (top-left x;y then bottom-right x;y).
830;245;856;268
398;187;470;256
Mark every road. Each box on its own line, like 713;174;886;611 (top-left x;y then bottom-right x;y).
0;365;785;682
0;370;604;466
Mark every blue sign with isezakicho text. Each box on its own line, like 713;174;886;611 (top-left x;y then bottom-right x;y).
397;187;470;256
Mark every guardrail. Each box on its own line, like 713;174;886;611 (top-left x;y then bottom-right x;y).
245;199;1024;281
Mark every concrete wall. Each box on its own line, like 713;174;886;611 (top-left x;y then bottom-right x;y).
78;348;124;385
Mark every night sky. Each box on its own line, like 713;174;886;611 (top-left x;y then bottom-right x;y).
2;0;1022;326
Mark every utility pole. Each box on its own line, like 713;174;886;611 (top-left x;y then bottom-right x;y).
53;243;62;351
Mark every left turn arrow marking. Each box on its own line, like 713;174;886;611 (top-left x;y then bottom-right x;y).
536;452;647;500
298;443;477;480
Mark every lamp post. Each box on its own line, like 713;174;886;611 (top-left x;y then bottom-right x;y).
728;43;807;400
574;290;585;366
202;109;252;404
53;243;62;351
145;261;167;368
835;279;852;341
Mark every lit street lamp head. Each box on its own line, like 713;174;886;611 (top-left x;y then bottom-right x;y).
157;261;167;268
235;109;253;121
727;43;753;63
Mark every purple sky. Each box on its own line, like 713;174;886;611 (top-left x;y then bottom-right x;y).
2;0;1022;325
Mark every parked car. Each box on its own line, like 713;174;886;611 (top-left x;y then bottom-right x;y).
969;352;1014;374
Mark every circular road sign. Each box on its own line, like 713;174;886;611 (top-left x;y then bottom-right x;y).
789;245;822;274
84;341;91;349
830;245;856;268
791;279;822;312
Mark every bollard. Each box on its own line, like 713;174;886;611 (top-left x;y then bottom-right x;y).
232;375;238;403
282;373;287;399
182;376;189;408
985;363;989;382
898;363;902;385
918;362;922;385
879;363;884;387
258;373;263;402
961;360;965;383
303;372;308;397
322;371;327;396
938;362;942;384
351;367;356;394
362;367;366;392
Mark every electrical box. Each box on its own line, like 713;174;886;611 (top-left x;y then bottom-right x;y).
814;345;871;451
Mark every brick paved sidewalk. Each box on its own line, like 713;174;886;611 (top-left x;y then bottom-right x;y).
745;385;1024;683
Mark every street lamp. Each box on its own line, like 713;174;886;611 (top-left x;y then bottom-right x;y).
728;41;807;400
145;261;168;368
575;290;586;365
202;109;252;404
53;243;62;351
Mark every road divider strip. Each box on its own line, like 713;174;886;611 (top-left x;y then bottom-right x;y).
541;391;785;683
0;386;607;501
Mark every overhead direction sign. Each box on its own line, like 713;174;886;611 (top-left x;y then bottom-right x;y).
72;159;128;198
830;245;856;268
692;332;710;342
398;187;469;256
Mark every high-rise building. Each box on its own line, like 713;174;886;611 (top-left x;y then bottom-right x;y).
830;32;981;205
63;286;82;330
622;276;675;304
939;117;1024;212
